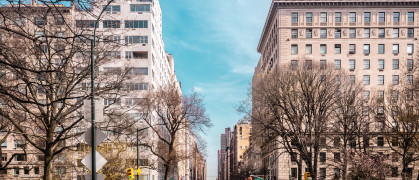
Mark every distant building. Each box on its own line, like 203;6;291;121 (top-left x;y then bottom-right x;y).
230;118;252;179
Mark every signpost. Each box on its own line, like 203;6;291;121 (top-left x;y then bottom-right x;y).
80;127;108;180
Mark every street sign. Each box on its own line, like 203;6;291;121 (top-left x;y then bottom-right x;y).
82;127;107;147
81;151;107;172
137;167;141;176
84;99;104;122
84;174;104;180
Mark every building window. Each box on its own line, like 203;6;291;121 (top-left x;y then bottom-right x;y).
335;28;341;38
377;137;384;146
334;44;341;54
363;106;369;116
34;167;39;175
378;91;384;100
291;29;298;38
349;28;356;38
13;167;19;175
125;20;148;28
334;60;341;69
320;28;327;38
393;12;400;23
1;141;6;148
306;29;312;38
125;36;148;44
378;59;385;70
334;168;341;179
320;168;326;179
14;140;25;149
393;28;399;38
291;12;298;23
320;44;327;54
379;12;385;23
2;154;6;161
24;167;29;175
378;75;384;85
349;59;355;70
378;28;385;38
34;17;46;26
363;75;370;85
393;59;399;69
363;90;370;100
335;12;342;22
349;75;356;83
364;59;370;69
334;137;340;147
349;44;355;54
407;75;413;84
393;44;399;54
306;12;313;23
104;5;120;13
291;168;297;178
334;152;341;162
392;75;399;85
305;44;312;54
392;167;399;177
378;44;385;54
363;44;370;54
126;67;148;75
407;59;414;71
364;12;371;22
320;152;326;163
364;28;370;38
291;45;298;54
320;12;327;23
408;12;414;22
126;83;148;91
408;28;414;38
103;20;120;28
291;60;298;70
320;60;327;70
130;4;151;12
407;44;414;54
349;12;356;22
15;154;26;161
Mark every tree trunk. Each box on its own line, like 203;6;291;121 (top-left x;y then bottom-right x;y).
164;164;170;180
401;158;408;180
298;158;302;180
43;147;53;180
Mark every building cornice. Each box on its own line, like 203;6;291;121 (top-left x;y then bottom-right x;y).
257;0;419;53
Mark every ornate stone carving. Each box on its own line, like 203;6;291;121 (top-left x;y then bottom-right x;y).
401;29;405;36
343;29;347;36
387;29;391;35
372;29;376;36
328;29;332;36
357;29;361;36
314;29;318;36
299;30;304;36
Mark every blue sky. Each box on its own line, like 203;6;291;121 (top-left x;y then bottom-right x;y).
160;0;271;179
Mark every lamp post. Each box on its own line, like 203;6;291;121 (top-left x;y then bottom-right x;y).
137;127;150;180
90;1;114;179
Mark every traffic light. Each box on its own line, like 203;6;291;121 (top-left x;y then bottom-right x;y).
248;177;252;180
127;168;134;179
304;172;310;180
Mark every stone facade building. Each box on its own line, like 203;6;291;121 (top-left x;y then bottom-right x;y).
253;0;419;180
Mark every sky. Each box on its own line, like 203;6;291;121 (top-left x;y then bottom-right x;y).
159;0;271;180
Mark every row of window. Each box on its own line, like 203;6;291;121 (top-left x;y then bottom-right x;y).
292;28;414;39
102;4;152;13
77;51;149;59
75;20;148;28
291;59;414;71
0;166;41;176
291;11;415;24
103;97;147;106
291;44;414;55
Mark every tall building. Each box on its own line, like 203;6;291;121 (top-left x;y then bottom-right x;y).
0;0;185;179
218;127;232;180
254;0;418;179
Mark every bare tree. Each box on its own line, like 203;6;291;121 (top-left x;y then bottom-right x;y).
0;1;128;179
347;151;391;180
250;62;346;180
134;85;212;180
369;63;419;180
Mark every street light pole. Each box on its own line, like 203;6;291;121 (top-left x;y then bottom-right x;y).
90;1;114;179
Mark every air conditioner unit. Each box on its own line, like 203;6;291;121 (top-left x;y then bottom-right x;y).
138;12;143;14
105;12;111;14
142;44;146;46
378;68;384;71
